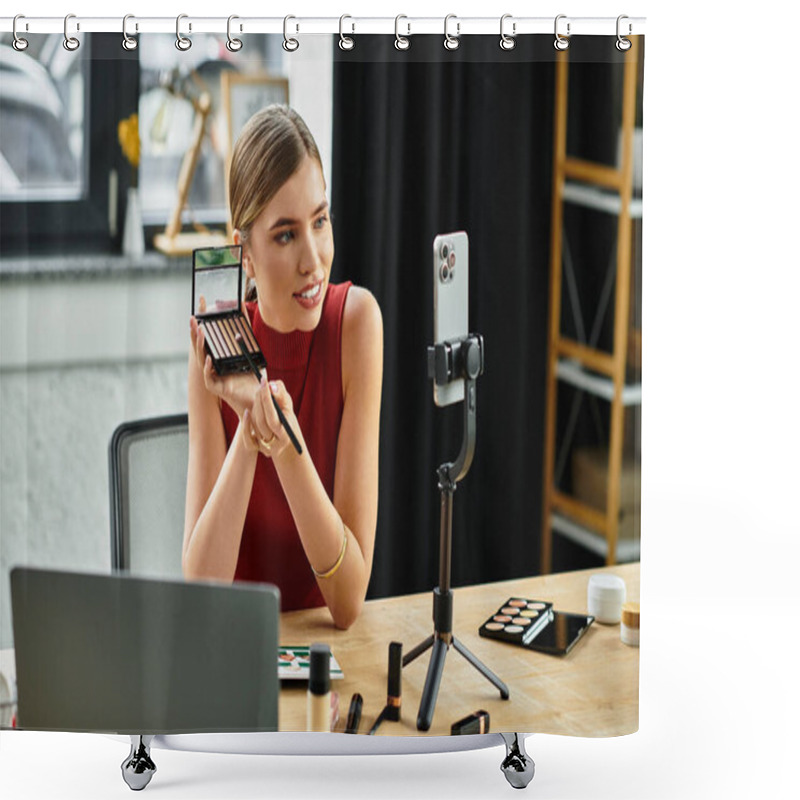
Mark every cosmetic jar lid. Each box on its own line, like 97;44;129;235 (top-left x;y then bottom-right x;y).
587;573;626;600
587;574;627;623
621;602;640;629
309;643;331;696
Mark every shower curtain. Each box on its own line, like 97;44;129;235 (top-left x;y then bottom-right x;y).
0;21;643;747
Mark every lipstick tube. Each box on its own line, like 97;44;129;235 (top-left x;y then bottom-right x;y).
385;641;402;722
368;642;403;735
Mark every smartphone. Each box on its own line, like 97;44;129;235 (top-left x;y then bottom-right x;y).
432;231;469;406
524;611;594;656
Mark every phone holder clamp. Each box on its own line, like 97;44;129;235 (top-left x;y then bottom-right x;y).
426;333;484;387
427;333;484;489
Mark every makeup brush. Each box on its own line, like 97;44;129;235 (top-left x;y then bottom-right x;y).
345;693;363;734
236;334;303;455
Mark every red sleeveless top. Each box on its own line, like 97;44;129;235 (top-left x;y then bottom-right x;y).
220;282;351;611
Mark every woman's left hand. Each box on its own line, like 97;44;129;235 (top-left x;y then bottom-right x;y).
243;376;303;461
190;314;259;418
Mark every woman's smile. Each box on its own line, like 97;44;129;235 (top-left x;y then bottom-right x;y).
294;279;325;309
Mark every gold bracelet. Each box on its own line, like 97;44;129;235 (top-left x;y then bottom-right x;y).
311;520;348;579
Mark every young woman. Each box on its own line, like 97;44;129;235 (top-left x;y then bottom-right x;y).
182;106;383;630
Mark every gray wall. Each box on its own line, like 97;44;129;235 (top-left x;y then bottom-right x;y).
0;264;189;649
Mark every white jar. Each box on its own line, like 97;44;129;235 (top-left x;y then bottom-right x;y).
587;574;626;624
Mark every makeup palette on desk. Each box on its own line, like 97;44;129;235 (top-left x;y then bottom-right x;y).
278;646;344;681
479;598;554;646
192;245;266;376
479;597;595;655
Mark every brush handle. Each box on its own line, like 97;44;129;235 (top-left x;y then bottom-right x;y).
367;707;388;736
237;335;303;455
268;393;303;456
345;693;363;734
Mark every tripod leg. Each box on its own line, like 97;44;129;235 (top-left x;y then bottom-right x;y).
121;734;156;790
402;634;434;667
499;733;535;789
452;637;510;699
416;636;448;732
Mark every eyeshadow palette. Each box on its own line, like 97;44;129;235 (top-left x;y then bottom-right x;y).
192;245;267;376
278;646;344;681
479;598;595;656
479;598;554;646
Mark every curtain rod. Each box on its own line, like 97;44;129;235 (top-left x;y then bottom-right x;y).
1;15;646;37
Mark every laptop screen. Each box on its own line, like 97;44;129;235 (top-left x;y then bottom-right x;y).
10;567;280;734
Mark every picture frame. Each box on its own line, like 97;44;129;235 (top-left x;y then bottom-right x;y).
221;73;289;238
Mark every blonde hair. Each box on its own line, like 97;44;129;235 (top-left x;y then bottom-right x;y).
229;105;323;299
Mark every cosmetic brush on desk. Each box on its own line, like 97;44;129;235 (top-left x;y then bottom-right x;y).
368;642;402;735
345;693;363;734
236;333;303;455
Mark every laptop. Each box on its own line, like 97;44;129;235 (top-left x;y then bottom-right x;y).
10;567;280;734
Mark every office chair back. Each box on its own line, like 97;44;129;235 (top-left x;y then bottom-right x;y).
109;414;188;577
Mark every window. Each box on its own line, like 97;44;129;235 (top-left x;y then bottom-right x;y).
0;32;325;257
137;35;286;230
0;34;87;201
0;34;138;256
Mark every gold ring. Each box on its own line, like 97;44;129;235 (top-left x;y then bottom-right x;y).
249;427;274;454
257;432;276;454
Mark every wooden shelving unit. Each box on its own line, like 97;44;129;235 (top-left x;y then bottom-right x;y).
541;37;642;571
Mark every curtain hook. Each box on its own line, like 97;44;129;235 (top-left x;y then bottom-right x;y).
175;14;192;51
12;15;29;51
500;14;516;51
616;15;632;51
394;15;411;51
554;14;570;51
63;13;80;51
283;15;299;52
226;15;243;52
122;14;138;51
444;14;460;51
339;15;355;51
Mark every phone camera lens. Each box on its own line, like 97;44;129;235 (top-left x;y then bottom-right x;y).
448;251;456;269
440;242;450;261
440;263;450;283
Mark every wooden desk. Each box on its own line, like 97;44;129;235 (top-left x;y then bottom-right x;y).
279;563;639;738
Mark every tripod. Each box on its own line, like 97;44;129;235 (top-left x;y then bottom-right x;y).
403;333;509;731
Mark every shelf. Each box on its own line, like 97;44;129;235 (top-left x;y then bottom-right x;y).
543;38;641;572
562;181;643;219
550;512;640;563
556;358;641;405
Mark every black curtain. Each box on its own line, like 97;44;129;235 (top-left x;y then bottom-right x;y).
331;36;622;599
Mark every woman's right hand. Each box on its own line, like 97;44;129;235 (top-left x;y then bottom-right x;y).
190;315;259;419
